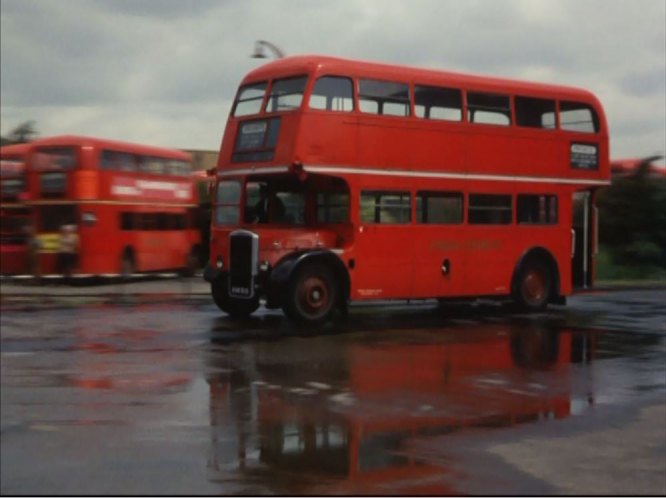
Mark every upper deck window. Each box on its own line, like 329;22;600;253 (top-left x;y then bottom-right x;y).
265;76;308;113
101;150;137;171
309;76;354;112
560;101;599;133
359;79;410;117
414;85;462;121
32;147;77;170
233;83;267;117
467;92;512;126
515;96;556;129
100;151;190;175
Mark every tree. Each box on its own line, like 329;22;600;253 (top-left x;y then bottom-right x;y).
1;121;38;144
597;160;666;270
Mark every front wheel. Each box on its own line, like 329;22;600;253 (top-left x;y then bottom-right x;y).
211;279;259;319
513;260;552;310
283;264;338;325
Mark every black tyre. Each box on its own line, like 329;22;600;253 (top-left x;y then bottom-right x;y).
283;263;338;325
211;278;259;319
514;259;552;310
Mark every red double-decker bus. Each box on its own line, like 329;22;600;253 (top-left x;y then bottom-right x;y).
26;135;202;276
1;143;32;275
205;55;610;323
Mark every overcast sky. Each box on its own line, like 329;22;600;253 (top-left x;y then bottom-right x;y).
1;0;665;163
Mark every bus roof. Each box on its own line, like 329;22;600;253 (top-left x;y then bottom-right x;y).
242;55;602;105
0;142;31;158
29;135;191;161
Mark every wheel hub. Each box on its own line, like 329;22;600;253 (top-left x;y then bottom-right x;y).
299;276;329;312
523;271;545;302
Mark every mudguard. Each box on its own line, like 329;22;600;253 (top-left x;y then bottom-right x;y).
266;249;350;308
511;247;561;302
203;263;223;283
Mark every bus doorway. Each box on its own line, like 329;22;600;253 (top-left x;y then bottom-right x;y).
572;191;594;289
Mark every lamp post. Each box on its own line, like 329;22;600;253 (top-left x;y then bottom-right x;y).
251;40;286;59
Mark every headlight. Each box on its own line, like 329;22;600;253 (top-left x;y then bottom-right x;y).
82;212;97;226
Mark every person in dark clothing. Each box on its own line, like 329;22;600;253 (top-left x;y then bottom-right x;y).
252;185;285;223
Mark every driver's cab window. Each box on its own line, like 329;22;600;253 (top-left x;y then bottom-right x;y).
245;181;305;224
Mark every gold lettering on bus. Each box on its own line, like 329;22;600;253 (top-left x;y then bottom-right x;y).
430;240;461;251
466;239;502;250
430;239;501;251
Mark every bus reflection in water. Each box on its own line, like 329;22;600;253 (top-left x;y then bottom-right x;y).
24;136;202;278
205;326;597;494
206;55;610;324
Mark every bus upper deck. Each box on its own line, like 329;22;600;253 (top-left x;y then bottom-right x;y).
219;55;609;187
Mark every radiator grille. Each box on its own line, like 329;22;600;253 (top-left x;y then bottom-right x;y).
228;230;258;298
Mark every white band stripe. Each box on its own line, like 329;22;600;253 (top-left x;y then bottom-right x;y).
218;164;609;186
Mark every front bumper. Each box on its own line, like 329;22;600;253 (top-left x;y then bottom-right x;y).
203;263;222;283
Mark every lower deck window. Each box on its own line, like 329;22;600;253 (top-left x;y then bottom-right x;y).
468;194;512;224
417;191;463;224
517;195;558;224
360;191;411;224
39;205;78;232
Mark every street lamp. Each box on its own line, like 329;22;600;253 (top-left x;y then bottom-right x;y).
251;40;286;59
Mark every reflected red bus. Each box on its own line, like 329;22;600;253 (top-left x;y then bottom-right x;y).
205;55;610;323
0;143;32;274
206;325;596;494
26;135;202;276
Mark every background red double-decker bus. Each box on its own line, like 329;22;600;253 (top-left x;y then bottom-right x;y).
206;55;610;324
0;143;32;275
25;135;202;277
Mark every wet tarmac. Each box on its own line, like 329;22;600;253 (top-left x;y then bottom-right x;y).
1;288;665;495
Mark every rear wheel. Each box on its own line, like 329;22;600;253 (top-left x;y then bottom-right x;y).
283;264;338;325
514;259;552;310
211;278;259;319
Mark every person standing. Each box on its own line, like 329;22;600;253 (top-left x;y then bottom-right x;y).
25;224;41;284
58;225;80;282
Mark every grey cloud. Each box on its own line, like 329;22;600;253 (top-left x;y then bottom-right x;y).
619;70;666;97
1;0;664;157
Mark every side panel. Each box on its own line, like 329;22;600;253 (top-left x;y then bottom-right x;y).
352;224;414;299
410;224;466;298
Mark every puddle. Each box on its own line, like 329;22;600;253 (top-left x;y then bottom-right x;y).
2;298;664;495
202;323;665;494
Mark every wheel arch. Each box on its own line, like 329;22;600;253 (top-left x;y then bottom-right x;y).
268;250;350;308
511;246;561;302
